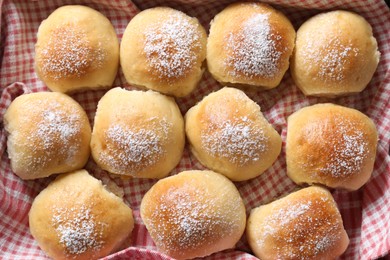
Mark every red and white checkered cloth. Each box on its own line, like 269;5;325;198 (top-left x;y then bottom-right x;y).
0;0;389;259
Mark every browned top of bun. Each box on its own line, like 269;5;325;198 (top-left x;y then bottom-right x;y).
91;88;184;179
291;10;380;97
139;8;205;83
34;5;119;93
29;170;134;260
185;87;282;181
140;170;246;259
207;2;295;88
4;92;91;179
120;7;207;97
37;24;104;81
286;103;378;190
247;186;349;260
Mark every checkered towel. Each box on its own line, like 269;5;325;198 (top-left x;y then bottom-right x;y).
0;0;389;259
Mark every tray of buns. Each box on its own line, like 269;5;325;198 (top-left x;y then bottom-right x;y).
0;0;389;259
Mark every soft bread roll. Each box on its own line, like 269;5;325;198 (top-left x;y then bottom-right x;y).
185;87;281;181
120;7;207;97
4;92;91;180
91;87;184;179
291;10;380;97
35;5;119;93
207;2;295;89
140;170;246;259
247;186;349;260
29;170;134;260
286;103;378;190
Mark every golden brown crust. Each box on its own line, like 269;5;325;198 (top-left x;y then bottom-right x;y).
4;92;91;180
207;2;295;89
291;10;380;97
247;186;349;260
90;87;185;179
286;103;378;190
35;5;119;93
120;7;207;97
185;87;282;181
29;170;134;260
140;170;246;259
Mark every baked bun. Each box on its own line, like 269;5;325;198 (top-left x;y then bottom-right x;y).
91;87;184;179
140;170;246;259
247;186;349;260
185;87;281;181
4;92;91;180
291;10;380;97
35;5;119;93
120;7;207;97
286;103;378;190
207;2;295;89
29;170;134;260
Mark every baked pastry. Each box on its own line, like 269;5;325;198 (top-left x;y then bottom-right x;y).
4;92;91;180
291;10;380;97
140;170;246;259
35;5;119;93
247;186;349;260
120;7;207;97
207;2;295;89
29;170;134;260
185;87;282;181
91;87;185;179
286;103;378;190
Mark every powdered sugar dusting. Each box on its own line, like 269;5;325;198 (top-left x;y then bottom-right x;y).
201;116;268;165
36;110;80;150
257;193;342;259
302;33;359;82
225;13;282;78
143;12;202;81
302;114;368;178
52;205;104;255
320;117;367;177
148;182;242;256
100;118;171;175
39;26;105;80
23;99;82;168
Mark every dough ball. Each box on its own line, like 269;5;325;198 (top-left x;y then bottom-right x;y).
185;87;281;181
91;87;185;179
291;10;380;97
4;92;91;179
29;169;134;260
120;7;207;97
140;170;246;259
286;103;378;190
35;5;119;93
207;2;295;89
247;186;349;260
